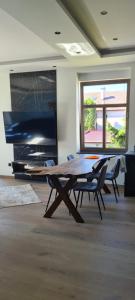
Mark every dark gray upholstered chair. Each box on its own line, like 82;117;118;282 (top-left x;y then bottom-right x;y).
44;160;57;212
67;155;108;204
74;165;107;219
87;158;120;203
67;154;75;161
44;160;74;211
105;158;120;202
44;160;68;212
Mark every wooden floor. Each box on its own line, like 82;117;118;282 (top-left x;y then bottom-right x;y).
0;177;135;300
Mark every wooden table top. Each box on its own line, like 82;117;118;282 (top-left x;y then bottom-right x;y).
27;155;115;177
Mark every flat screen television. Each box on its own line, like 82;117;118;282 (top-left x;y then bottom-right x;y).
3;111;57;145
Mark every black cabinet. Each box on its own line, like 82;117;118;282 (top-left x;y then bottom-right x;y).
9;160;46;182
124;152;135;196
10;145;57;181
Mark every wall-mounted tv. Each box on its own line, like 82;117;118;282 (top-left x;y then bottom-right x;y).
3;111;57;145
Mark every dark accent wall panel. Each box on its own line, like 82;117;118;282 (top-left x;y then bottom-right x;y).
10;70;57;179
10;70;56;112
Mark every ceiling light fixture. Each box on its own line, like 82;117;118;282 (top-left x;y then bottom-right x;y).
57;42;95;56
100;10;108;15
55;31;61;35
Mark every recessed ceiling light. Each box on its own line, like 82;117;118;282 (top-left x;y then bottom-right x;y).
113;37;118;40
100;10;108;15
54;31;61;35
57;43;95;56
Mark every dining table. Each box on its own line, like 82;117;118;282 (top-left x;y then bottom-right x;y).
27;154;114;223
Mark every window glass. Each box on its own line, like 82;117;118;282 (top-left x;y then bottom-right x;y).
83;108;103;148
83;83;127;105
81;79;129;152
105;107;126;149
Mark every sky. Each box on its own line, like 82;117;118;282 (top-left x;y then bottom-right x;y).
84;83;127;93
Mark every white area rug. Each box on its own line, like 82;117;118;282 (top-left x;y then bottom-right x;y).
0;184;40;208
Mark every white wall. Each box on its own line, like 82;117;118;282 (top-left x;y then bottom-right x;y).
1;62;135;184
57;68;78;163
77;64;133;184
0;72;13;176
56;63;135;185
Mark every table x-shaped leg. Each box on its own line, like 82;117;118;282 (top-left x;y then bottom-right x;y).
44;175;84;223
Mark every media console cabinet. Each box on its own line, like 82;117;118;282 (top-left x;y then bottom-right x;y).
9;161;45;181
9;149;57;181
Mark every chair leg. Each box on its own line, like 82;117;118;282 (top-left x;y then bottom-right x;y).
88;192;91;203
99;191;106;210
112;180;118;203
45;188;53;212
55;190;58;199
73;190;77;204
69;190;71;196
93;193;96;201
114;179;119;196
95;192;102;220
76;191;80;208
80;192;84;207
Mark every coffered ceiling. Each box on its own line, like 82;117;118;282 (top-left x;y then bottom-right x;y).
0;0;135;71
59;0;135;56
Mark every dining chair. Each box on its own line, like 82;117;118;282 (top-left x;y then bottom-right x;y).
74;165;107;219
44;160;68;212
44;160;57;212
105;158;120;202
67;154;75;161
67;154;79;202
44;160;75;211
86;158;108;180
67;156;108;205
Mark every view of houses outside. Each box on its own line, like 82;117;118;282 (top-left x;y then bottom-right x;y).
83;83;127;148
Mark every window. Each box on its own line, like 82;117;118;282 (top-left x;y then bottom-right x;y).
80;79;130;153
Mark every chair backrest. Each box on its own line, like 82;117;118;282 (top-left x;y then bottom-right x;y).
111;158;120;179
67;154;75;161
97;165;107;190
44;160;56;188
44;160;55;167
92;158;107;174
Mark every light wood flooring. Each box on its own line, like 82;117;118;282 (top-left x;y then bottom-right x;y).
0;176;135;300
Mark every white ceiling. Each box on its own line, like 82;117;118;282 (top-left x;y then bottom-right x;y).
0;7;60;61
84;0;135;49
0;0;135;72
